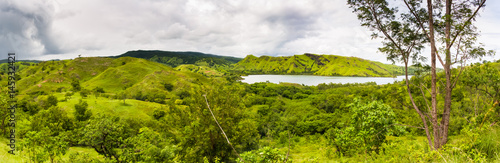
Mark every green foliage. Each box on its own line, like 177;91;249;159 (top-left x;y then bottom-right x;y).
118;50;241;67
176;64;224;77
20;106;72;162
80;114;130;162
71;79;81;91
176;90;191;99
46;94;58;108
74;100;92;121
150;56;184;67
20;129;69;163
238;147;290;163
6;52;500;162
30;106;73;135
163;83;174;91
152;109;166;120
462;63;500;101
80;89;90;98
327;99;399;156
18;98;41;115
68;152;104;163
234;54;414;77
93;86;105;93
165;82;259;162
121;127;176;162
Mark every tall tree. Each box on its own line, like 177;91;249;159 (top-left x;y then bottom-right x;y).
347;0;492;149
165;81;259;162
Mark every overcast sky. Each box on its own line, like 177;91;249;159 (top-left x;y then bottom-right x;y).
1;0;499;64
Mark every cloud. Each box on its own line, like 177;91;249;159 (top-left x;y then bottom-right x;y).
0;0;498;63
0;0;60;59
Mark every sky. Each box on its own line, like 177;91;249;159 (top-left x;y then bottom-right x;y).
1;0;499;64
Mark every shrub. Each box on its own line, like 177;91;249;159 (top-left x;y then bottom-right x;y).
80;89;90;98
327;98;399;156
237;147;290;163
46;95;58;108
74;100;91;121
71;80;81;91
93;87;105;93
152;109;166;120
163;83;174;91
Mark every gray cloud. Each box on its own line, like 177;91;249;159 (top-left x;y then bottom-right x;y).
0;0;498;63
0;0;61;59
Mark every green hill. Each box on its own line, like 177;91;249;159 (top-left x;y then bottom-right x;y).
234;53;412;77
11;57;208;99
115;50;242;67
175;64;224;77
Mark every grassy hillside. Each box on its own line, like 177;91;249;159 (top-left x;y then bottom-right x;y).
8;57;208;100
234;53;414;77
175;64;224;77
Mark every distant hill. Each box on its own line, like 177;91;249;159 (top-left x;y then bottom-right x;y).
0;59;42;64
114;50;242;67
11;57;208;99
234;53;413;77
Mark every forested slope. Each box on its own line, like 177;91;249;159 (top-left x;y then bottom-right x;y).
234;53;413;77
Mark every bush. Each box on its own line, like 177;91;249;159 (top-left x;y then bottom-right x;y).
80;89;90;98
46;95;58;108
176;90;190;99
71;80;81;91
152;109;166;120
74;100;91;121
163;83;174;91
238;147;290;163
327;98;399;156
93;87;105;93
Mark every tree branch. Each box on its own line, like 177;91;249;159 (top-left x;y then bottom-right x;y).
403;0;431;41
447;0;487;49
203;94;245;163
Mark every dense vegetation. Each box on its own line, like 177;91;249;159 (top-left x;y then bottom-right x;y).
234;53;416;77
1;56;499;162
115;50;242;67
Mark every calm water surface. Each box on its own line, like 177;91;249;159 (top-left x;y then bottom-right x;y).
240;75;409;86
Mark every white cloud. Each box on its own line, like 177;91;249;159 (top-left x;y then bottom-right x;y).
0;0;498;64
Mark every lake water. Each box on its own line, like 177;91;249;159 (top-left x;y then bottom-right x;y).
240;75;409;86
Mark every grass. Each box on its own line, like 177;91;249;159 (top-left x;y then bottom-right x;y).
56;92;167;120
249;127;500;163
0;137;105;163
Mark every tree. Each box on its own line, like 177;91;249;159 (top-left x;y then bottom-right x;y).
74;100;92;121
23;106;73;163
347;0;492;149
47;95;58;108
0;87;11;136
121;127;175;162
327;99;399;156
165;81;259;162
80;114;128;162
21;129;69;163
71;79;81;92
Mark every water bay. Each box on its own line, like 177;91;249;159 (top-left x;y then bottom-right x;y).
240;74;409;86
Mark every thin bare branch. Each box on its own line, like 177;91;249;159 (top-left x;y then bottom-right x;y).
203;94;245;163
284;130;291;163
419;83;432;113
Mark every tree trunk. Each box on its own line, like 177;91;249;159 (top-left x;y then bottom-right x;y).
439;0;453;148
426;0;440;150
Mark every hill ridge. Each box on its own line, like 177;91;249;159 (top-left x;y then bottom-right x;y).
234;53;408;77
